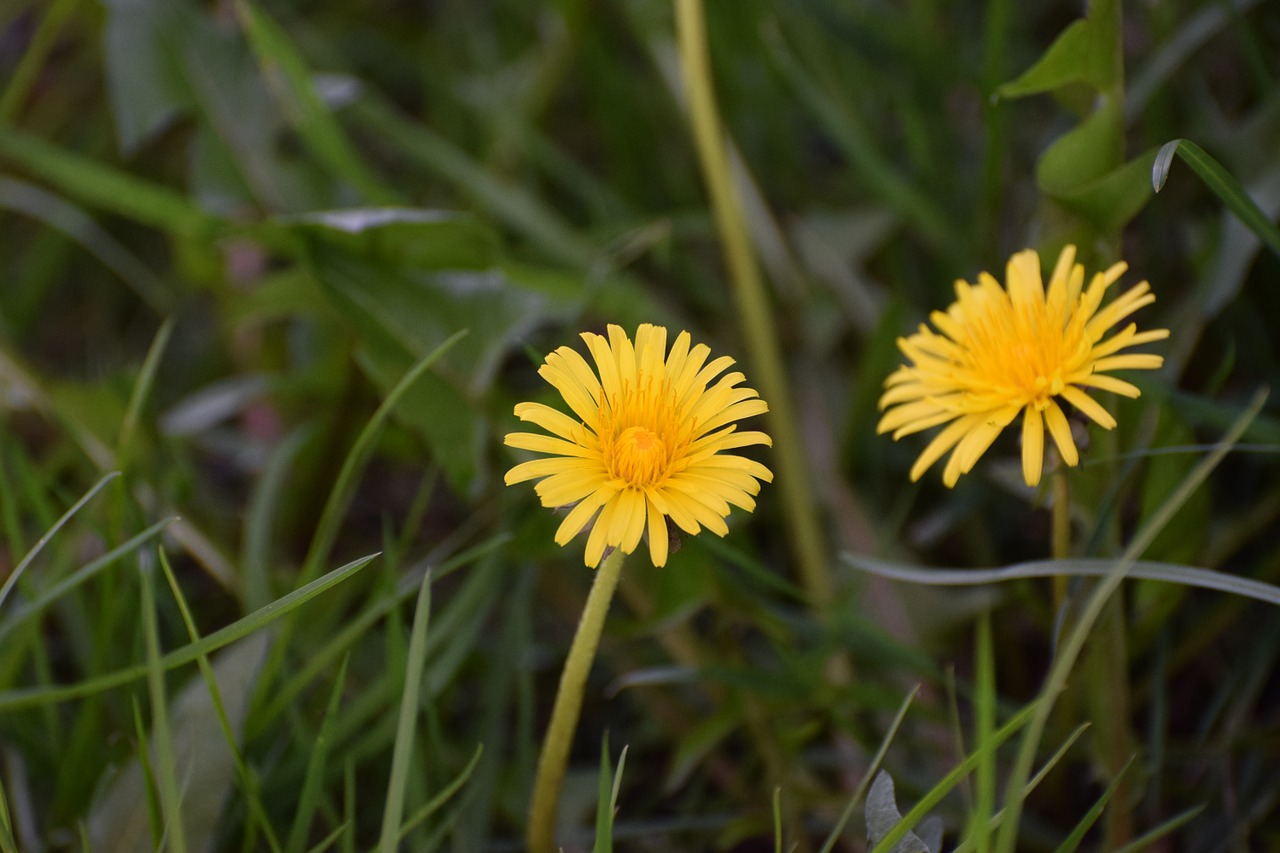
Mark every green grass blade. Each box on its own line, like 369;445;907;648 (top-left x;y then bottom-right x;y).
818;685;920;853
140;557;188;853
0;517;174;645
0;551;378;710
234;0;397;204
348;96;594;267
1110;804;1207;853
867;700;1039;853
0;126;222;238
593;734;614;853
1051;756;1135;853
298;328;467;585
0;471;119;612
1153;139;1280;257
157;548;283;853
287;653;351;853
377;572;432;853
993;388;1267;853
117;318;174;467
0;0;77;122
396;743;484;842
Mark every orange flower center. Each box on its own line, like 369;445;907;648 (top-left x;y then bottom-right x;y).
599;375;691;488
612;426;668;486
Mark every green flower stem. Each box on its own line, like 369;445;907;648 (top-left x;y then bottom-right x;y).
527;548;625;853
672;0;832;606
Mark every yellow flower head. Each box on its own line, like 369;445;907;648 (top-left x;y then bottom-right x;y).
505;324;773;567
877;245;1169;488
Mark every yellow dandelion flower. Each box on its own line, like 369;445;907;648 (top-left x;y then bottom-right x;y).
505;323;773;567
877;245;1169;488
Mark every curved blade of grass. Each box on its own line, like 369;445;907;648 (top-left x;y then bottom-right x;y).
0;517;173;642
993;387;1267;853
376;572;432;853
304;822;349;853
1153;139;1280;257
0;551;378;711
818;685;920;853
842;555;1280;608
1110;804;1206;853
299;328;467;586
0;471;120;612
397;743;484;842
141;559;188;853
118;318;174;466
157;548;282;853
1051;756;1134;853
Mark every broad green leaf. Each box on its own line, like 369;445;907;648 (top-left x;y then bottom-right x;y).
297;225;575;493
998;0;1121;98
1153;138;1280;257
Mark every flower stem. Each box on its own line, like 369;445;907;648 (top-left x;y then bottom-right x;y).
527;548;626;853
672;0;832;606
1051;464;1070;608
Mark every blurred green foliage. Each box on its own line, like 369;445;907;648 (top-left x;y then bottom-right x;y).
0;0;1278;850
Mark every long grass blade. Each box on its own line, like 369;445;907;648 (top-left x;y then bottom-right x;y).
377;572;433;852
140;557;188;853
1153;139;1280;257
843;555;1280;608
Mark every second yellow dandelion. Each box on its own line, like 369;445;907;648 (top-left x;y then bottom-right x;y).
877;245;1169;487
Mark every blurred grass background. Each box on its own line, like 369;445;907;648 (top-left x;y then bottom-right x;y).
0;0;1278;850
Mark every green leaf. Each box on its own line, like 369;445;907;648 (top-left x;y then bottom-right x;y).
1048;148;1157;234
998;0;1121;98
287;208;499;271
298;226;573;493
1153;138;1280;258
1036;99;1124;194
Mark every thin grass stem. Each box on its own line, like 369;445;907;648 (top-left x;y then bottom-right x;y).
671;0;831;606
